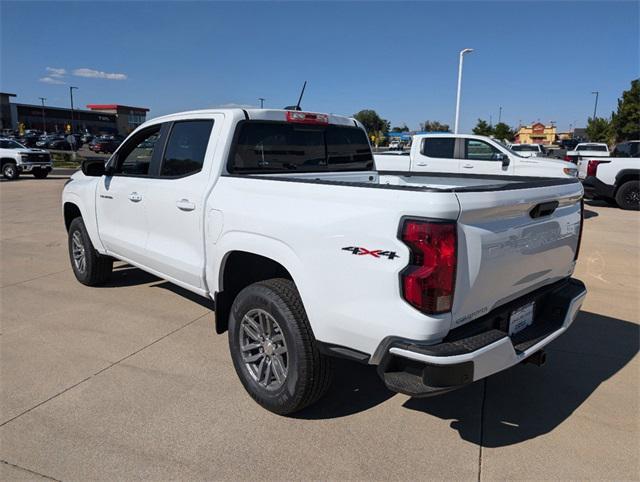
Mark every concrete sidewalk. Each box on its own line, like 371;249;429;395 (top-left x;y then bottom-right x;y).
0;179;638;480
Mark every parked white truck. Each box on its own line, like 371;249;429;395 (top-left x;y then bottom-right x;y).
565;142;610;163
1;137;53;180
62;109;587;414
578;140;639;210
375;133;577;177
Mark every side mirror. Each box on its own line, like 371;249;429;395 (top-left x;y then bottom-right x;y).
494;153;510;168
81;159;108;177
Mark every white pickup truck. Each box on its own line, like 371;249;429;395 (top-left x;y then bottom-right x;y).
62;109;587;414
1;137;53;180
578;140;639;210
375;134;577;178
565;142;610;163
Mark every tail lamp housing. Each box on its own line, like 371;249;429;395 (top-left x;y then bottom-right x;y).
586;159;610;177
574;198;584;261
399;219;457;314
286;111;329;125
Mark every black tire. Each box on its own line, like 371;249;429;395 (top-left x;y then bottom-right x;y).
228;278;333;415
615;180;640;210
33;169;49;179
68;217;113;286
3;162;19;180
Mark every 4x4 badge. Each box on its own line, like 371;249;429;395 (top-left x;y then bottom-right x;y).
342;246;399;260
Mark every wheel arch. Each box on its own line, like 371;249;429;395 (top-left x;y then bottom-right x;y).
1;157;18;166
214;250;297;334
614;169;640;194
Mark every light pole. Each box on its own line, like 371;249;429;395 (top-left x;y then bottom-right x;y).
38;97;46;133
498;106;502;124
258;97;265;109
454;48;474;134
591;91;599;119
69;86;78;133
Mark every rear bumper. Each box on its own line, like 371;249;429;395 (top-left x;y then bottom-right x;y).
581;176;614;199
376;278;587;397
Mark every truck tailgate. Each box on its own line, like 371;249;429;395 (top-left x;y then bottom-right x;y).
452;181;583;328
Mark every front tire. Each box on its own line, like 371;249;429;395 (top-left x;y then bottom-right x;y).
615;180;640;210
68;217;113;285
3;162;19;180
33;169;49;179
228;278;333;415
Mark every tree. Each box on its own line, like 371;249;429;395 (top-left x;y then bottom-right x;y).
391;124;409;132
419;120;450;132
492;122;516;142
586;117;612;143
353;109;390;147
611;78;640;142
472;119;493;136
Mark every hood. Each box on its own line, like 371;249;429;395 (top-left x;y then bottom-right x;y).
518;156;575;169
17;148;49;155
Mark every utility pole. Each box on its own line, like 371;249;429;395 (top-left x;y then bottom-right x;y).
258;97;265;109
38;97;47;133
69;86;78;133
454;48;474;134
498;106;502;124
591;91;599;119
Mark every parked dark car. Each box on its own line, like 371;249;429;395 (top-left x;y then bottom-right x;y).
48;139;73;151
36;134;65;148
89;137;121;154
612;140;639;158
558;139;580;151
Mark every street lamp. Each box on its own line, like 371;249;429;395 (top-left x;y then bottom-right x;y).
69;86;78;133
591;91;599;119
454;48;474;134
498;106;502;124
38;97;46;133
258;97;265;109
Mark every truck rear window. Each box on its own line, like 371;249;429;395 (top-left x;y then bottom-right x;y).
228;121;374;173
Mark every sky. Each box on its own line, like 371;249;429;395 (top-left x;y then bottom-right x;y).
1;1;638;132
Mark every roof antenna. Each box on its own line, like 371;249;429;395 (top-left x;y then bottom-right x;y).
285;81;307;111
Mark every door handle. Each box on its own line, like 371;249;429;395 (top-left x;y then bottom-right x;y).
176;199;196;211
416;162;428;167
462;164;474;168
128;192;142;202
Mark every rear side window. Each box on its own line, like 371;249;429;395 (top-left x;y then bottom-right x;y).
229;121;373;173
161;120;214;177
421;138;455;159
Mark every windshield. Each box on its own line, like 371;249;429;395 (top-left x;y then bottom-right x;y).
511;145;539;152
229;121;374;173
577;144;607;151
0;139;25;149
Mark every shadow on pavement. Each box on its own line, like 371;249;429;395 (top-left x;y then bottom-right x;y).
584;209;599;219
585;199;617;209
292;357;395;419
403;311;638;447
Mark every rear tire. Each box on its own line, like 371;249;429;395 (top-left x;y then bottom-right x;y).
3;162;19;180
615;180;640;210
68;217;113;285
228;278;333;415
33;169;49;179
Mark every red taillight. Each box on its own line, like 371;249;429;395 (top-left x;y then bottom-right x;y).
285;111;329;125
400;219;457;314
564;155;573;162
575;199;584;261
586;159;610;177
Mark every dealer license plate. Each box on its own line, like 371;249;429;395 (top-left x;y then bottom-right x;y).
509;302;535;336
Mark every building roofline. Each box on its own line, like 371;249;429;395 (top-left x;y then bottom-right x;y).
1;92;17;97
86;104;150;112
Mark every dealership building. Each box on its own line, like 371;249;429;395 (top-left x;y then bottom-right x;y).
0;92;149;136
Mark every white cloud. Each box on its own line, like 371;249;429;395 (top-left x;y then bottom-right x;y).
73;68;127;80
39;76;66;85
46;67;66;78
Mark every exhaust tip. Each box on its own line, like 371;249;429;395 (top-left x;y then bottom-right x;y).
523;350;546;367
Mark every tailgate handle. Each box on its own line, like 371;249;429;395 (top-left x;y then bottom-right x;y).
530;201;559;219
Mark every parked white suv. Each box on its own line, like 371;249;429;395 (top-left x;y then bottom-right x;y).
1;138;52;180
375;134;577;177
62;108;587;414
